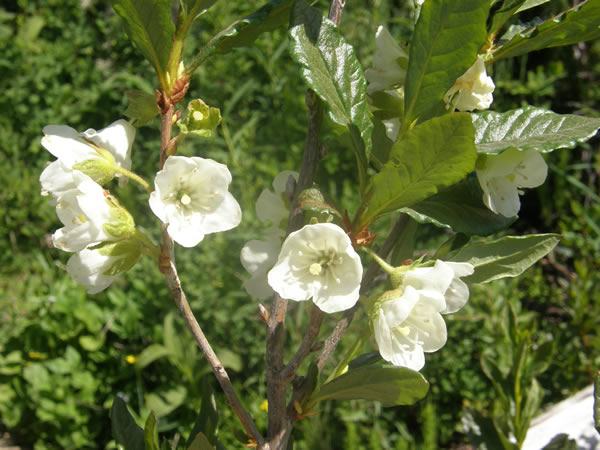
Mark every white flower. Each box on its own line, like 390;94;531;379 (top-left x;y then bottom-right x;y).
365;26;409;94
240;171;298;298
149;156;242;247
67;240;141;294
476;148;548;217
267;223;363;313
40;119;136;196
52;171;133;252
373;260;474;371
444;56;495;112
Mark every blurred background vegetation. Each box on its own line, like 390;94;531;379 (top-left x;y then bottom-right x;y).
0;0;599;448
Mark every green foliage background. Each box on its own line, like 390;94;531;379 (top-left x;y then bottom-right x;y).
0;0;599;448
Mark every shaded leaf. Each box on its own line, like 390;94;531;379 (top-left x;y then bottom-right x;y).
404;0;489;124
463;408;516;450
402;176;515;236
450;234;560;284
289;0;372;170
146;386;187;416
309;364;429;407
519;378;543;443
361;114;477;227
541;434;578;450
492;1;600;61
473;106;600;154
111;396;144;450
187;432;214;450
110;0;174;77
186;379;219;447
144;411;160;450
179;0;217;20
489;0;530;37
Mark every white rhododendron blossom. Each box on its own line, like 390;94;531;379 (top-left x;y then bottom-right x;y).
66;240;141;294
240;171;298;298
267;223;363;314
373;260;474;371
365;26;408;94
149;156;242;247
52;171;132;252
444;56;495;112
39;119;136;197
476;148;548;218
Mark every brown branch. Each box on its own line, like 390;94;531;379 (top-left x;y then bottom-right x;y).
156;90;263;446
316;215;409;371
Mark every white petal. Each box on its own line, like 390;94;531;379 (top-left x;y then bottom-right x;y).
444;56;495;112
66;249;117;294
81;119;135;171
40;160;78;199
442;262;474;314
41;125;97;166
512;149;548;188
240;239;279;275
256;189;287;224
272;170;298;194
380;286;420;328
366;26;408;94
482;175;521;217
403;260;454;300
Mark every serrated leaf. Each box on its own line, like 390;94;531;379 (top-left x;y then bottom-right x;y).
492;1;600;61
289;0;372;170
308;364;429;407
450;234;560;284
110;0;174;79
402;176;515;235
111;396;144;450
361;114;477;227
124;90;159;127
404;0;489;124
134;344;169;370
189;0;293;68
473;106;600;155
144;411;160;450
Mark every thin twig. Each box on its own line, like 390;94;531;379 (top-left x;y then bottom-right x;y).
156;90;263;446
316;215;409;371
163;259;263;446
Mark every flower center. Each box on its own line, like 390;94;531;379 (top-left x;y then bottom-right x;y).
309;263;322;276
180;193;192;206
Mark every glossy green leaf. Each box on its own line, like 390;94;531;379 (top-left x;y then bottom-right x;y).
124;90;159;127
490;0;529;36
111;396;144;450
289;0;372;169
516;0;552;12
189;0;293;68
110;0;174;77
404;0;489;124
492;1;600;61
402;177;515;236
473;106;600;154
144;411;160;450
134;344;169;370
450;234;560;284
361;114;477;227
186;379;219;448
309;364;429;407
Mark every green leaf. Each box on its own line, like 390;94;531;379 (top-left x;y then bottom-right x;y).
404;0;489;124
186;379;219;448
516;0;552;13
473;106;600;155
289;0;372;171
179;0;217;20
492;1;600;61
450;234;560;284
489;0;529;37
111;396;144;450
190;0;293;67
134;344;169;370
144;411;160;450
463;408;516;450
402;177;515;236
525;340;554;378
309;364;429;407
110;0;174;80
124;90;159;127
79;334;105;352
146;386;187;416
187;432;214;450
361;114;477;227
519;378;543;443
541;434;578;450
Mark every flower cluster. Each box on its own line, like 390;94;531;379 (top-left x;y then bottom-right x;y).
240;171;298;298
40;120;141;293
444;56;495;112
371;260;474;371
476;148;548;217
